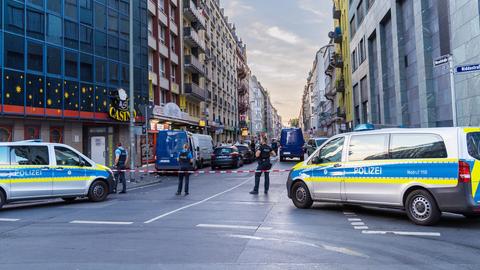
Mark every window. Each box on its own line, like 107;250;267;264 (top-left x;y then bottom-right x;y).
367;0;375;9
47;0;62;13
350;16;356;38
390;134;448;159
47;14;63;44
148;15;153;36
119;0;128;14
95;30;107;57
65;0;78;21
80;54;93;82
80;25;93;52
11;146;49;165
108;35;119;60
27;42;44;72
24;126;41;140
28;0;44;7
171;64;176;81
119;16;129;39
108;0;119;10
80;0;93;25
467;133;480;160
170;33;175;51
0;126;13;142
6;1;24;34
108;9;119;35
94;3;107;30
64;20;79;49
27;9;45;40
349;134;388;161
95;58;107;83
121;65;129;86
0;147;9;165
65;50;78;78
160;25;166;44
119;39;129;63
357;0;364;25
160;57;166;77
47;46;62;74
50;127;63;143
54;146;83;166
313;137;344;164
148;51;153;71
359;38;366;63
351;49;357;71
109;61;119;85
4;33;24;70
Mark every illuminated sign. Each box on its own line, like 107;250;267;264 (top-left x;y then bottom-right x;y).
109;88;137;122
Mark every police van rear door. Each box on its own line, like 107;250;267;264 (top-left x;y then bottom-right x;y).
10;145;53;198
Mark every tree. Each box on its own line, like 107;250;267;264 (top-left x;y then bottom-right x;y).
289;118;299;128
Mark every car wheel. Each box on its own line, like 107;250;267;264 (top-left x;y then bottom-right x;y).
88;180;109;202
62;197;76;203
463;214;480;219
405;190;441;226
291;181;313;209
0;191;5;209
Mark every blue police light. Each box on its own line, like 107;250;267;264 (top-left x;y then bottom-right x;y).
354;123;375;132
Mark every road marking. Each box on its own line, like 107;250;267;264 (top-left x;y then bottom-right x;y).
128;181;164;191
343;212;356;215
354;226;369;230
197;224;272;230
362;230;441;237
351;222;365;226
70;220;133;225
144;178;251;224
0;218;20;222
348;218;361;221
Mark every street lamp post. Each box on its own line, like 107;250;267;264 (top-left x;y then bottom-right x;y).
129;0;135;182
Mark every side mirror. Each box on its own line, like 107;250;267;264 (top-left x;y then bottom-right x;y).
312;156;323;164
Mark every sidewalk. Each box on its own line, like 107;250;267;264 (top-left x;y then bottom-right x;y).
124;164;170;189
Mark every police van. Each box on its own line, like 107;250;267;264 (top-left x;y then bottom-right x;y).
286;127;480;225
0;140;116;208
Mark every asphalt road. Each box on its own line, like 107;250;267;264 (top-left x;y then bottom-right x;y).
1;159;480;269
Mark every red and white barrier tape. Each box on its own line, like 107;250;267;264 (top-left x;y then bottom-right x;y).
111;169;291;174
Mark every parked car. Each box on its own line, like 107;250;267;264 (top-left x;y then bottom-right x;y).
305;137;329;156
235;144;255;164
279;128;305;161
191;134;214;168
211;146;243;169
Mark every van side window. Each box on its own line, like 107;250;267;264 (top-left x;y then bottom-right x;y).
390;134;447;159
349;134;389;161
467;132;480;160
55;146;85;166
0;146;9;165
10;146;49;165
311;137;344;164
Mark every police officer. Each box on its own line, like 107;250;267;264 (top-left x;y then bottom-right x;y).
177;143;193;196
114;142;128;194
271;138;278;155
250;137;276;195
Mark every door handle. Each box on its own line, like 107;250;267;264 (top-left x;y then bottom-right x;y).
55;167;64;171
40;167;50;171
333;163;342;168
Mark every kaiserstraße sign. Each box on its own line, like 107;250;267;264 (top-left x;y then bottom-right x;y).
456;64;480;74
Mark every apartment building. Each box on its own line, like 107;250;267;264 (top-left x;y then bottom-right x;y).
203;0;238;143
233;31;250;139
249;75;265;137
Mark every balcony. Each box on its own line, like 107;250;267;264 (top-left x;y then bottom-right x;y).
336;78;345;93
329;53;344;69
333;5;341;19
238;101;248;114
171;51;179;64
160;76;169;90
184;55;205;74
184;83;207;101
148;35;157;50
158;10;168;26
148;0;156;14
149;71;158;86
336;107;346;119
237;80;248;95
184;27;206;52
183;0;206;29
159;43;168;57
170;21;179;35
237;64;247;79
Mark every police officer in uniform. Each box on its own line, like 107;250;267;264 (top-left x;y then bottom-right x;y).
177;143;193;196
250;137;276;195
114;142;128;194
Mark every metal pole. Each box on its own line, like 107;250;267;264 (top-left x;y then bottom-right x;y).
449;55;457;127
145;105;149;175
129;0;135;182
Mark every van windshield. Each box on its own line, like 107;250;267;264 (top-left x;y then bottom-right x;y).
157;131;187;158
467;132;480;160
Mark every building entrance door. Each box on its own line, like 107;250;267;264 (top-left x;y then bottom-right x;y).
90;136;106;165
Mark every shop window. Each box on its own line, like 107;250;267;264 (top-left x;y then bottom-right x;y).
64;19;79;49
27;8;45;40
94;3;106;31
46;77;63;110
80;25;93;53
95;58;107;83
95;86;108;113
46;14;63;45
47;0;62;13
26;74;45;108
47;46;62;75
4;33;24;70
95;30;107;57
80;54;93;82
64;80;80;111
24;126;41;140
65;50;78;78
80;83;94;112
0;126;13;142
5;0;24;34
79;0;92;26
4;70;25;106
27;41;44;72
50;127;63;143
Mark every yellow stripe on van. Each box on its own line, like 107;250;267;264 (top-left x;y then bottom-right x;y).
305;177;458;186
471;161;480;198
464;128;480;133
0;177;91;184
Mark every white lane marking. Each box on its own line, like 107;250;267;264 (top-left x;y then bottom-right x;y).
128;181;164;191
197;224;272;230
348;218;361;221
144;178;251;224
354;226;369;230
228;234;369;258
343;212;356;215
351;222;365;226
70;220;133;225
0;218;20;222
362;230;441;237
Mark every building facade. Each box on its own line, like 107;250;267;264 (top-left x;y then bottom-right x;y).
234;30;250;140
0;0;148;166
249;75;265;137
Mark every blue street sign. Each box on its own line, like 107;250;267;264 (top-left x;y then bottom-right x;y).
456;64;480;73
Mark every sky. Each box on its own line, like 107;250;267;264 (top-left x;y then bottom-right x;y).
222;0;333;124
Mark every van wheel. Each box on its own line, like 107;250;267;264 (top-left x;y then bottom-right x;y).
88;181;109;202
0;191;5;209
405;190;441;226
291;181;313;209
62;197;76;203
463;214;480;219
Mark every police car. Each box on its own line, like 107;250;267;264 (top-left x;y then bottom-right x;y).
286;127;480;225
0;140;116;208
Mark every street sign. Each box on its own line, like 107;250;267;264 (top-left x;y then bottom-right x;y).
433;55;449;67
456;64;480;74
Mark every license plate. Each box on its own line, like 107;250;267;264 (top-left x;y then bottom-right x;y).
283;152;291;155
160;160;170;163
218;156;228;159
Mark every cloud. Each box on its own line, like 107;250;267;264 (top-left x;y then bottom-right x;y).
266;26;300;45
223;0;253;18
298;0;327;17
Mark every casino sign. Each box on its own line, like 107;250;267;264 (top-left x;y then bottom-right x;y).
109;88;137;122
